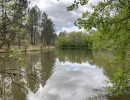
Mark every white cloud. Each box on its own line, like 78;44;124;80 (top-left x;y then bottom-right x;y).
29;0;101;33
56;26;84;34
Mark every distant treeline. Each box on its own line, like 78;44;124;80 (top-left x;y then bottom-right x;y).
55;31;92;48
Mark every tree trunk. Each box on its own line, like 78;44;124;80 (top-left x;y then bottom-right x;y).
0;42;5;49
34;32;36;45
7;41;10;51
34;24;36;45
48;36;50;46
30;26;33;45
18;37;21;49
41;32;43;43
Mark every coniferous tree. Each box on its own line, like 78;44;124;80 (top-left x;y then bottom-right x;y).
27;5;41;45
41;12;55;46
0;0;28;49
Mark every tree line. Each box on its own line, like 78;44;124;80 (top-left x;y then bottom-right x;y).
55;31;92;48
0;0;56;50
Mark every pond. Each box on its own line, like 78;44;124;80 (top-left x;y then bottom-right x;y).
0;49;120;100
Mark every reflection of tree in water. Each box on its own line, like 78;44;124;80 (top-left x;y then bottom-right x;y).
0;51;56;100
24;52;41;92
40;51;56;86
0;59;36;100
55;49;93;63
55;49;119;78
56;49;130;99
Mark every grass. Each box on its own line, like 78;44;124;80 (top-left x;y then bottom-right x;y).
0;45;55;53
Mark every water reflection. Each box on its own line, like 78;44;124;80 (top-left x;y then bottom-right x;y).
27;59;109;100
0;49;118;100
0;50;56;100
55;49;93;63
56;49;116;78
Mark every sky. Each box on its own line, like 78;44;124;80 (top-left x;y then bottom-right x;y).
29;0;101;34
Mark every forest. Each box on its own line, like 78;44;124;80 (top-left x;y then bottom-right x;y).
0;0;101;52
0;0;56;51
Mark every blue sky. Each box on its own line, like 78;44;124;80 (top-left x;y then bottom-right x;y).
29;0;101;34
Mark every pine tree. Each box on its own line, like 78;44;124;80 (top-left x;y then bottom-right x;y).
41;12;55;46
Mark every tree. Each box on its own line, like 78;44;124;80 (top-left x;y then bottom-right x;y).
68;0;130;61
27;5;41;45
17;29;26;49
0;0;28;49
55;32;91;47
59;31;67;37
67;0;130;97
41;12;55;46
40;12;48;43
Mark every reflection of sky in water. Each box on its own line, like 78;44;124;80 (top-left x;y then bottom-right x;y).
27;58;109;100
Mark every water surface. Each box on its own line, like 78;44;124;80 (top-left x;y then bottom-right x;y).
0;49;116;100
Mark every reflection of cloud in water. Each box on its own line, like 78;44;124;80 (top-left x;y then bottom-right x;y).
56;58;97;71
27;58;109;100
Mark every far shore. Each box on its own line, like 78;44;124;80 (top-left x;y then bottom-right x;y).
0;45;55;53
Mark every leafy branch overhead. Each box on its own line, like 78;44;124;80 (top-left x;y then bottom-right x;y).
67;0;130;60
67;0;89;10
66;0;130;97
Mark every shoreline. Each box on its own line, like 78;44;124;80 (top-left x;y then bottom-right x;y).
0;45;55;53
